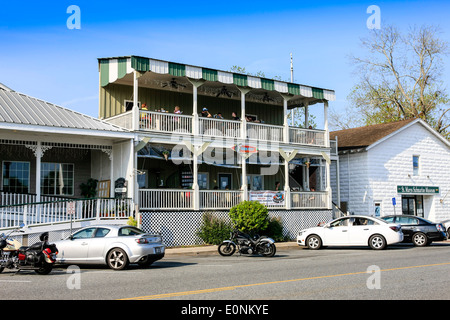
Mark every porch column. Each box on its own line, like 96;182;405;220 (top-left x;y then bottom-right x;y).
279;148;297;210
35;142;42;201
324;100;331;208
187;79;205;136
132;70;139;131
305;103;309;128
240;153;249;201
238;88;251;140
183;141;210;210
283;98;289;143
324;100;329;148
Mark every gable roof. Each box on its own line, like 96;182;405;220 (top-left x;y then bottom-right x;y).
330;119;420;151
0;85;129;134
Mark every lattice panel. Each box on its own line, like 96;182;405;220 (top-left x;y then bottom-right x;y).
141;209;333;247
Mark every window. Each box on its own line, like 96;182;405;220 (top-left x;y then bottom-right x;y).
2;161;30;193
71;227;96;239
41;163;74;196
330;217;349;227
119;226;145;236
247;175;263;190
413;155;419;176
94;228;110;238
198;172;209;190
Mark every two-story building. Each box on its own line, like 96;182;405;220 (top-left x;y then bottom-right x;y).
98;55;337;244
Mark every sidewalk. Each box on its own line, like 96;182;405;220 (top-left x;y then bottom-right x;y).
165;241;299;256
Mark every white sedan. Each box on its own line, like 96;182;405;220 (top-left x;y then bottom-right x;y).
297;215;403;250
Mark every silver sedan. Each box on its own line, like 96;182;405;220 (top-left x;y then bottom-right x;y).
54;225;165;270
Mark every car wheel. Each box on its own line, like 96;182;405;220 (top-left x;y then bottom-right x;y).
107;248;129;270
369;234;386;250
306;235;322;250
412;232;428;247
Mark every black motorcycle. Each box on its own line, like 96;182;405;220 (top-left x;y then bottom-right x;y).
0;228;58;275
218;229;276;257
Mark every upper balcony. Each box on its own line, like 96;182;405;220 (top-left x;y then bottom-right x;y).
106;109;327;147
98;56;335;148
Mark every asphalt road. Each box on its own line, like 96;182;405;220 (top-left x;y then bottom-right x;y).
1;242;449;305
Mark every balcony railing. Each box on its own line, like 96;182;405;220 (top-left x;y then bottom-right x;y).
105;111;328;147
138;189;329;210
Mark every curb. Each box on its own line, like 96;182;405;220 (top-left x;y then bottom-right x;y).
165;241;299;256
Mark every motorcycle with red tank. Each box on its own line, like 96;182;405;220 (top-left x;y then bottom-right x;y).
0;225;58;275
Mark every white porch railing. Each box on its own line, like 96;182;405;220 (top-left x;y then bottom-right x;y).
1;192;37;206
247;122;284;142
139;189;193;210
291;191;328;209
199;118;241;138
105;111;133;130
289;127;326;147
139;189;329;210
0;198;133;229
139;111;192;134
200;190;242;209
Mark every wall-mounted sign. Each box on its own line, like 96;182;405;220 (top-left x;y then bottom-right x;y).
397;185;440;195
249;191;285;206
232;144;258;154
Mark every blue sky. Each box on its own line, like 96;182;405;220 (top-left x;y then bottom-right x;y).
1;1;450;129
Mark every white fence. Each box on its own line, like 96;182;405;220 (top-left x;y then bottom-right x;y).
140;111;192;134
100;111;328;147
139;189;329;210
0;198;133;229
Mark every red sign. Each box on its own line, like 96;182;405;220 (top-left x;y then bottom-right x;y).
232;144;258;153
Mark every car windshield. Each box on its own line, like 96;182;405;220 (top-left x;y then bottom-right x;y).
118;226;145;236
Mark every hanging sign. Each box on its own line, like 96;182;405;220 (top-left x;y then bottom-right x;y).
232;144;258;154
249;191;285;206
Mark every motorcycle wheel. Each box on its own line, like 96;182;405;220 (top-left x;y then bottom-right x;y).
218;242;236;256
35;263;53;275
261;243;276;257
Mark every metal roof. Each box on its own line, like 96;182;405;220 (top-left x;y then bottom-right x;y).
0;85;129;133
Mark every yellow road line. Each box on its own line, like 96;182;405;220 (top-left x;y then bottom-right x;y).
120;261;450;300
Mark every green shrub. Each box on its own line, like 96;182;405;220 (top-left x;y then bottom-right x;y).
197;212;232;245
264;216;286;242
229;201;269;235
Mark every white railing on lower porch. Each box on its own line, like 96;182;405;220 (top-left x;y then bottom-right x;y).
291;191;328;209
0;198;133;229
139;189;329;210
200;190;242;209
139;189;193;210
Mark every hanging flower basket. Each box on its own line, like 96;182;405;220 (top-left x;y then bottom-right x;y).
162;150;170;161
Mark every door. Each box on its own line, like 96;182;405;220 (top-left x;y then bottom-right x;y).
402;196;415;215
218;173;232;190
348;217;373;245
323;217;350;245
58;227;96;263
395;216;419;241
86;227;110;263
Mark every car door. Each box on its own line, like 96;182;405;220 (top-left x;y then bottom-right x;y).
396;216;418;241
58;227;96;263
323;217;350;245
85;227;111;263
348;217;374;245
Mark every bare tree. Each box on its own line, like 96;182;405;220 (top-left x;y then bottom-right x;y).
342;24;450;138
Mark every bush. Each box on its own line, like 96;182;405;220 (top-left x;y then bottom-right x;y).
264;216;286;242
228;201;269;235
197;212;232;245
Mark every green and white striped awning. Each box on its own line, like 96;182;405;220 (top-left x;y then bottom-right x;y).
98;56;335;101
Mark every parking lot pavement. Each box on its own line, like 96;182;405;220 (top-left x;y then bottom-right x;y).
164;241;300;256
